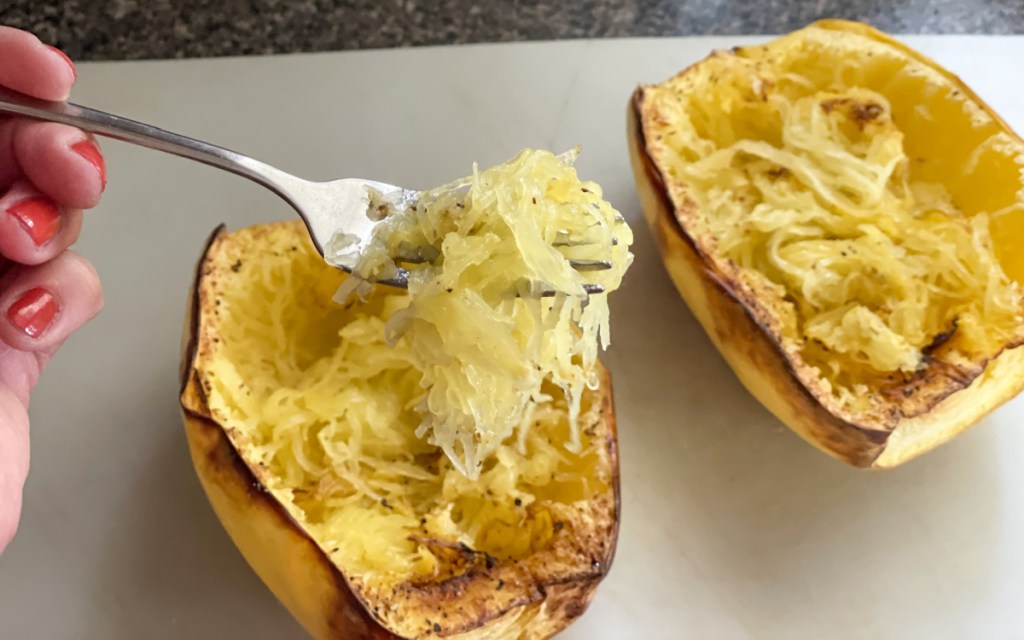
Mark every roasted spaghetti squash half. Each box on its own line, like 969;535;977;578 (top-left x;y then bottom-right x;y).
629;19;1024;467
180;148;628;639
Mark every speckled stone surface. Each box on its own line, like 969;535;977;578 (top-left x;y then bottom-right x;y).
3;0;1022;61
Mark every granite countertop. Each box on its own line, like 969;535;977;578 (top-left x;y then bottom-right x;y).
4;0;1023;61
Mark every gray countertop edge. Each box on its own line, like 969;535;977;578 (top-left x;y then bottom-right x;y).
3;0;1023;62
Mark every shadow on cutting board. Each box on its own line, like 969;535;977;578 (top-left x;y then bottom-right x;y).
85;399;301;640
605;205;1003;634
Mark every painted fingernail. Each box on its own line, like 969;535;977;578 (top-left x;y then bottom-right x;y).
46;45;76;83
71;139;106;190
7;288;59;339
7;197;61;246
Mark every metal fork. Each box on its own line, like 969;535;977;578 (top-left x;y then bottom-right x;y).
0;86;609;294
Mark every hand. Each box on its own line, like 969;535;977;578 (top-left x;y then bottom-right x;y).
0;26;105;553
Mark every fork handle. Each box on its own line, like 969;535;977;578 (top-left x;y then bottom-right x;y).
0;85;304;205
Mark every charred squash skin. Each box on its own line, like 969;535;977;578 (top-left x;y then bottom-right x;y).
627;19;1024;468
178;223;620;639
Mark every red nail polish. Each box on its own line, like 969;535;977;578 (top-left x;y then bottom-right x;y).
7;288;59;339
46;45;76;82
71;139;106;190
7;197;61;246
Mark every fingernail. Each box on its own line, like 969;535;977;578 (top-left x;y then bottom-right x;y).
46;45;76;83
7;288;59;339
71;139;105;190
7;197;61;246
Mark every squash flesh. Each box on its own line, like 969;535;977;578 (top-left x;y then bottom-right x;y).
330;149;633;479
192;222;617;638
640;23;1024;426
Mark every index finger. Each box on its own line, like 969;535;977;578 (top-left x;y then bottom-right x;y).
0;26;76;101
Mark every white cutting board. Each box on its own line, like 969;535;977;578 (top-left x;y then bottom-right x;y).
1;35;1022;640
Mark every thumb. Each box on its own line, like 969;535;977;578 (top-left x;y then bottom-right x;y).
0;26;77;101
0;250;102;553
